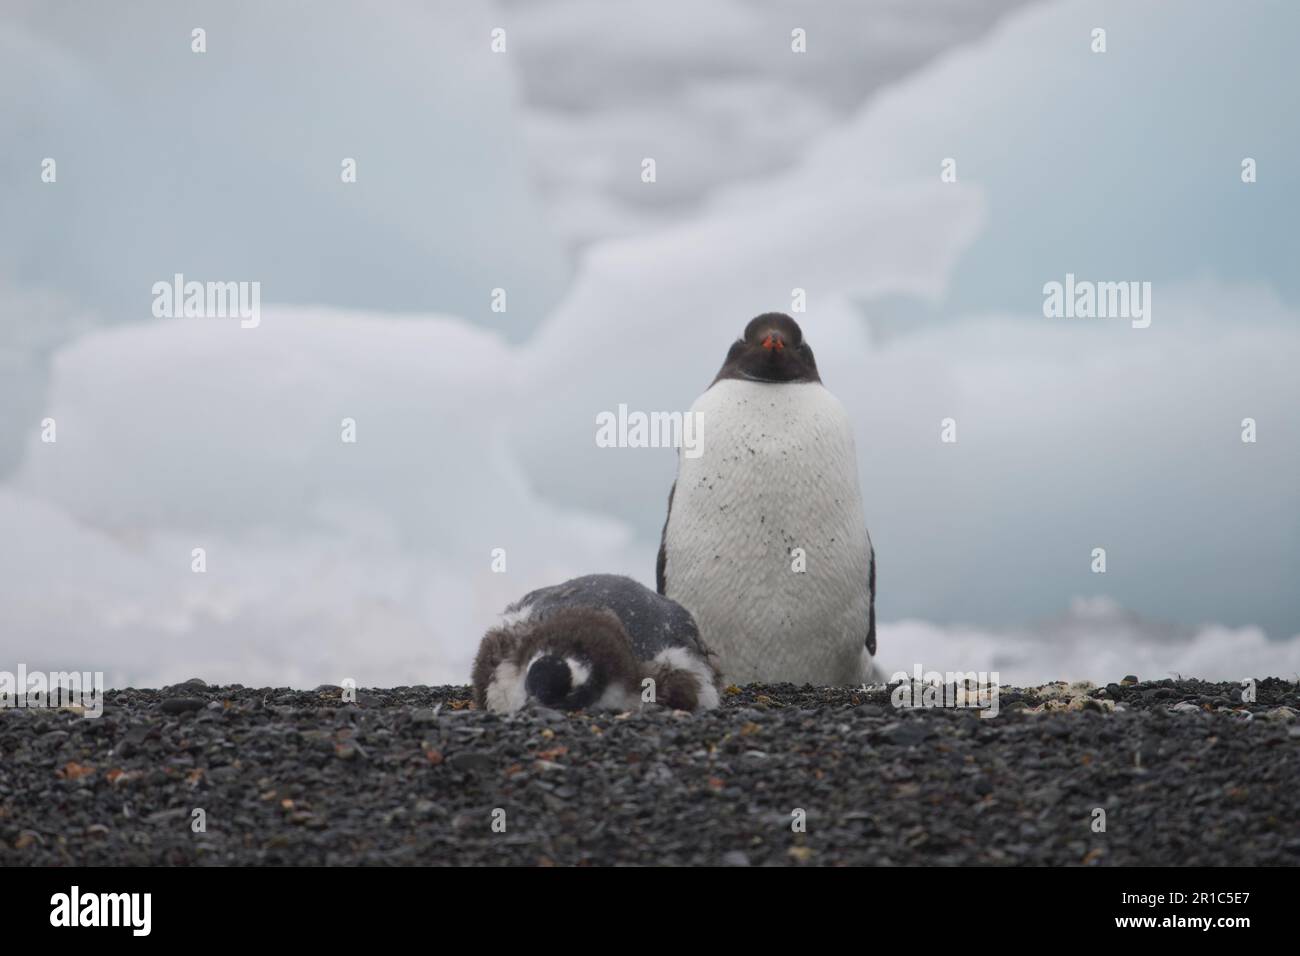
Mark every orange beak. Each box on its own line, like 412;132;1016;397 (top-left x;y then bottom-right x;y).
761;332;785;351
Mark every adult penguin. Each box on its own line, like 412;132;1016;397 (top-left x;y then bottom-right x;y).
657;313;876;686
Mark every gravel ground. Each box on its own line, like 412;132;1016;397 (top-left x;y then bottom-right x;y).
2;676;1298;866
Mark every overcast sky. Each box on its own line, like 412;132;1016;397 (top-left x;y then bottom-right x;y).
1;0;1296;686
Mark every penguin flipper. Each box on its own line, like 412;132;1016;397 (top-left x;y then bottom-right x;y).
655;480;676;594
865;541;877;657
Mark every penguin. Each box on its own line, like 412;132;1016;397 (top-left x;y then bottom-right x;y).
472;574;720;713
657;312;876;686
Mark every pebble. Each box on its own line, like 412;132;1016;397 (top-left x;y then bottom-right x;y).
874;722;933;747
448;751;496;773
159;698;205;715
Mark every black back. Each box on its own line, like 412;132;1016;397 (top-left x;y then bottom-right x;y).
512;574;705;662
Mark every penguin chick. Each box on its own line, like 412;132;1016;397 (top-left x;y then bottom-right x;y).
472;574;720;714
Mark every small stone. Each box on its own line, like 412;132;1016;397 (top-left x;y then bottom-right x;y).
1121;675;1139;686
413;799;448;819
874;722;933;747
1068;697;1111;712
145;808;189;824
449;751;495;773
721;850;750;867
160;697;205;715
1261;706;1298;722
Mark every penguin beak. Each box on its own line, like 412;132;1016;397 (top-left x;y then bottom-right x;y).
761;332;785;352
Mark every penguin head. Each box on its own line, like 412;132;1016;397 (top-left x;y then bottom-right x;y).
524;652;596;709
515;607;641;711
714;313;821;385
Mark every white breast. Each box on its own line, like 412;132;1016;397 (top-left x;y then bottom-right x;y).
663;379;872;686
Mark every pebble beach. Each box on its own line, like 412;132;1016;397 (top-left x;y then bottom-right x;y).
2;676;1298;866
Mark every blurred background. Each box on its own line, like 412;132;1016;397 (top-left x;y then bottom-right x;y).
1;0;1297;688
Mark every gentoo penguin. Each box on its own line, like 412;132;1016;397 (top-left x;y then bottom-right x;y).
657;313;876;686
472;574;720;713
